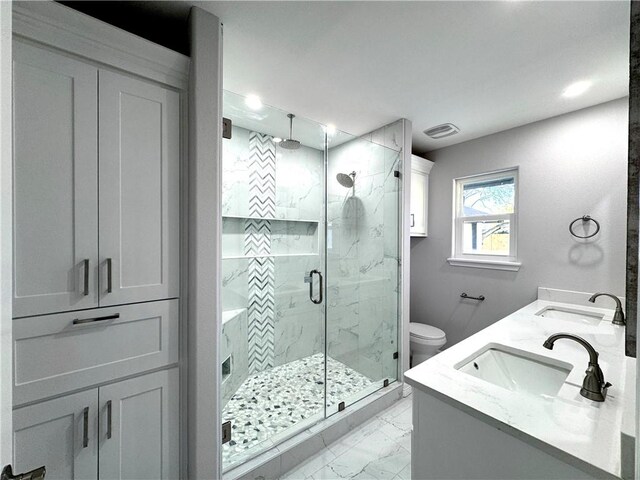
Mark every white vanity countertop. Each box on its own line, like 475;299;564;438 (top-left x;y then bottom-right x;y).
405;288;629;479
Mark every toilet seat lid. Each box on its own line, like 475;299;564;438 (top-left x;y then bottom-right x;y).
410;323;446;341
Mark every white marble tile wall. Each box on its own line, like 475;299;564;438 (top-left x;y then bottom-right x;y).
270;221;319;256
222;125;324;222
223;218;319;258
222;124;325;370
274;147;324;221
360;119;404;153
222;126;251;218
222;258;250;312
221;309;250;408
272;255;325;366
222;124;400;385
326;137;401;382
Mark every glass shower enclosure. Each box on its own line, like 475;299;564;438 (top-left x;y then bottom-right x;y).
220;91;401;470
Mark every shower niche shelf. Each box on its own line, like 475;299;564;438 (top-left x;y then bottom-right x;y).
222;216;319;258
222;214;320;224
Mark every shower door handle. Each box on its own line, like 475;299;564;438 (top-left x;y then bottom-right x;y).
308;269;323;305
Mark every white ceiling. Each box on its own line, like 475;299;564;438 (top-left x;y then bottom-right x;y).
187;0;629;154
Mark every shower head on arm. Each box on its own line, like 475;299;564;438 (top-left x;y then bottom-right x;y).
336;171;356;188
280;113;301;150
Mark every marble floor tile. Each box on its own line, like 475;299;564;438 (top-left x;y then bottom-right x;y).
281;448;338;480
325;417;387;456
280;393;413;480
379;405;412;434
396;462;411;480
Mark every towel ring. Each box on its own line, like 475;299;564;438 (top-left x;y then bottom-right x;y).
569;215;600;239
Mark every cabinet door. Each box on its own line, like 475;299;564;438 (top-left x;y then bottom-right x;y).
98;369;179;480
411;171;427;236
98;70;180;306
12;41;99;317
13;389;98;480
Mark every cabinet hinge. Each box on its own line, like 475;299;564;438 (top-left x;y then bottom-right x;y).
393;351;398;359
337;401;346;412
383;379;390;388
394;170;400;178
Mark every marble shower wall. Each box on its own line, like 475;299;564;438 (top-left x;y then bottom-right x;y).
222;125;325;374
222;123;401;385
326;136;401;381
221;309;249;408
222;126;324;221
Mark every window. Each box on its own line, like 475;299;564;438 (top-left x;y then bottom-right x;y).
448;168;521;271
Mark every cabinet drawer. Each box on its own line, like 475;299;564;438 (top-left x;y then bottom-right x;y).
13;299;178;406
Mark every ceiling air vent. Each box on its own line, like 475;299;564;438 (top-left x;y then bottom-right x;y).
424;123;460;139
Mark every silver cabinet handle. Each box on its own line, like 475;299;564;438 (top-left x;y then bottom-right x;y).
82;407;89;448
72;313;119;326
106;400;112;439
410;214;415;227
309;269;323;305
82;259;90;296
106;258;113;293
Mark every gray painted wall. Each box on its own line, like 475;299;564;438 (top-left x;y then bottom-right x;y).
411;98;629;347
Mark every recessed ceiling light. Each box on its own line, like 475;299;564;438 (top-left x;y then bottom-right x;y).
325;124;337;135
245;94;263;110
562;81;592;98
273;137;282;143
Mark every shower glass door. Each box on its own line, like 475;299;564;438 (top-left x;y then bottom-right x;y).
325;131;401;415
221;91;327;468
220;91;401;470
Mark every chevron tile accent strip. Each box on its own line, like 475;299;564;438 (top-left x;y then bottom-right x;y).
245;131;277;374
247;257;275;373
248;132;276;218
244;219;271;256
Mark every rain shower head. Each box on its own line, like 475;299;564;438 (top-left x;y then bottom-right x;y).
336;171;356;188
280;113;301;150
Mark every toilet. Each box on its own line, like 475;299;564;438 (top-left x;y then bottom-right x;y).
410;322;447;366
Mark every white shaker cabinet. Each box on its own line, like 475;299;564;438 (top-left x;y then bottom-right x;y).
13;390;99;480
98;369;179;480
410;155;434;237
12;41;99;318
13;369;178;480
98;71;180;307
12;42;180;316
11;3;184;478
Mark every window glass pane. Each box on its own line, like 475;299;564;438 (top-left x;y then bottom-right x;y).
462;220;510;256
462;177;514;216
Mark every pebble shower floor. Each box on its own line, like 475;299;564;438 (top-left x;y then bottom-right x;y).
222;353;373;467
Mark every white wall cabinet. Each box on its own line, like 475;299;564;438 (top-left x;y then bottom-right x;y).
13;369;178;480
12;43;180;318
98;70;180;307
12;41;99;318
13;390;99;480
410;155;434;237
11;3;186;478
99;369;179;480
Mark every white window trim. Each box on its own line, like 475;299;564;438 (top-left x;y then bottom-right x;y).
448;167;521;271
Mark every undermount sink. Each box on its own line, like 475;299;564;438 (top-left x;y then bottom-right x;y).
535;306;604;325
456;345;572;397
